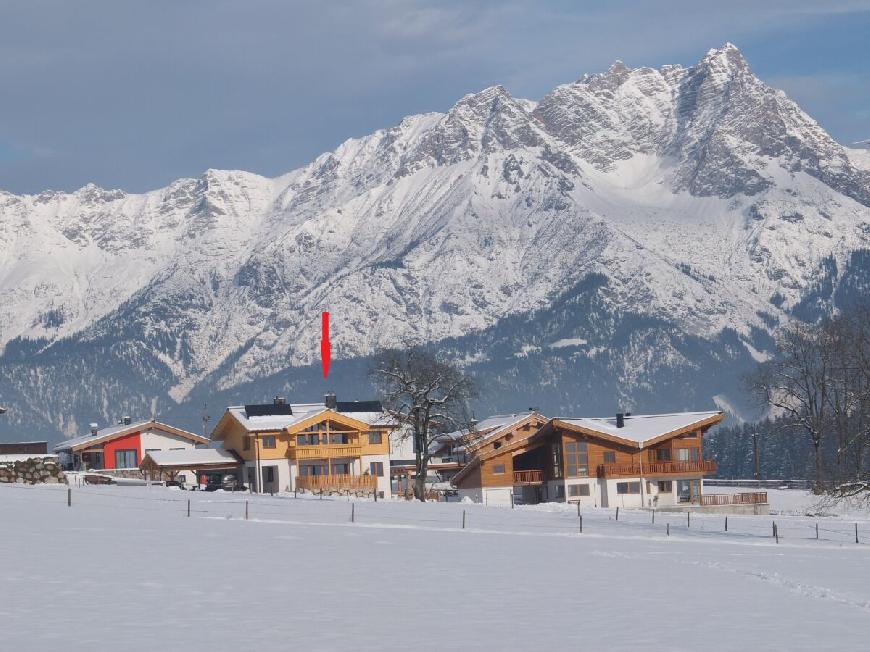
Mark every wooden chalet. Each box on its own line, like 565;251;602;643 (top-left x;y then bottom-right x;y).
453;411;725;507
209;393;396;497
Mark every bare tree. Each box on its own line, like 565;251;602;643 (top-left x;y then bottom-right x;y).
750;321;833;492
370;349;476;501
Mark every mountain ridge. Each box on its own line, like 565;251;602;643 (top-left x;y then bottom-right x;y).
1;43;869;441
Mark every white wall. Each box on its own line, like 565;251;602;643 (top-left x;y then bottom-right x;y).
564;479;600;508
140;429;199;455
389;427;415;463
361;454;392;499
482;487;513;507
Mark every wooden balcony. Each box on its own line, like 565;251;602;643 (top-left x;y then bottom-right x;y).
513;470;544;485
597;460;717;478
295;474;376;493
293;445;362;460
700;492;768;506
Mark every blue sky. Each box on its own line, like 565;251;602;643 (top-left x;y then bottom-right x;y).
1;0;868;194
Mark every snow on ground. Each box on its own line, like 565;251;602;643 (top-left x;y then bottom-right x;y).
1;484;869;651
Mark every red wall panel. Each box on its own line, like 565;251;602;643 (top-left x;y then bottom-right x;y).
102;432;141;469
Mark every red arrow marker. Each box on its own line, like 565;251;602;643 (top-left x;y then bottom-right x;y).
320;311;331;378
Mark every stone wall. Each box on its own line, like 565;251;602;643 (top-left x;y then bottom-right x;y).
0;457;67;484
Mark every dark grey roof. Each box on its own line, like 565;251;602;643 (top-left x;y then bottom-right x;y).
243;404;294;417
336;400;382;413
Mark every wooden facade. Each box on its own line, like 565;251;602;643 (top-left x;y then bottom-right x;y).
210;401;395;496
454;411;725;507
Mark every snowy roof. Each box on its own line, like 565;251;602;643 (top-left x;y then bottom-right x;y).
555;411;724;447
223;403;395;433
462;413;542;448
54;420;207;452
142;448;239;468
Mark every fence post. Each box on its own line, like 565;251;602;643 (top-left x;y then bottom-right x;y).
462;510;466;530
667;523;670;537
579;514;583;534
725;516;728;532
245;500;249;521
67;488;71;507
816;523;819;540
320;489;323;500
294;487;297;499
856;523;860;544
687;511;691;528
577;502;581;518
774;523;779;544
772;520;775;537
652;509;655;524
374;487;378;503
187;499;190;518
351;503;355;523
511;493;515;509
615;507;619;521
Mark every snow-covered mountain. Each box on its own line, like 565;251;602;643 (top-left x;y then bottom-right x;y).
2;43;869;440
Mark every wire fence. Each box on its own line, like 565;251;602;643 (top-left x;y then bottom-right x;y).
1;483;867;546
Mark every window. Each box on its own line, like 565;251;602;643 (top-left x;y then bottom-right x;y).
616;481;641;494
658;481;673;493
569;484;590;497
368;431;382;445
114;449;137;469
263;466;275;483
492;464;505;474
655;448;671;461
603;451;616;464
370;461;384;477
676;448;699;462
565;441;588;477
331;463;350;475
244;436;251;451
144;448;160;454
552;444;563;479
555;484;564;498
262;436;276;449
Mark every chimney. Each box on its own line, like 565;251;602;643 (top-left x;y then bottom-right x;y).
123;416;131;426
274;396;286;405
324;392;337;410
616;413;625;428
89;423;99;436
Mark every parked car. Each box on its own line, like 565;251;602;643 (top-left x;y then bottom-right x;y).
204;473;246;492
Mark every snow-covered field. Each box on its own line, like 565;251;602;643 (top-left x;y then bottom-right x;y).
1;484;869;651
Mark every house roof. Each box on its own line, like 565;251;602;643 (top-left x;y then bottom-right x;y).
141;448;240;469
464;413;539;449
451;412;550;485
218;402;395;436
54;420;208;453
553;411;724;447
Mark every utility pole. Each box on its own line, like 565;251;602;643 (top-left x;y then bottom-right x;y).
751;432;761;488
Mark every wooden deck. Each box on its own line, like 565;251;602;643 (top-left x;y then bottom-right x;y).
597;460;717;478
700;492;768;506
295;474;376;493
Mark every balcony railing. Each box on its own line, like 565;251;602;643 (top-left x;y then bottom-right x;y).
597;460;717;478
294;445;362;460
700;492;768;506
513;470;544;485
295;474;376;493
